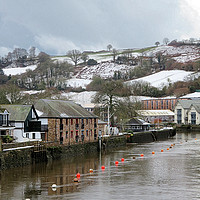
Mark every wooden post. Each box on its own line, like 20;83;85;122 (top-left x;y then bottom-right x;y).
0;137;2;152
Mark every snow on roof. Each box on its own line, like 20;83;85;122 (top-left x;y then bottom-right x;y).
138;109;174;116
3;65;37;76
126;70;195;88
180;92;200;99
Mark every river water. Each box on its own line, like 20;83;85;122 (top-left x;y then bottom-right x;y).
1;132;200;200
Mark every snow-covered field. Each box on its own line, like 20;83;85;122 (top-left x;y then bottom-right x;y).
126;70;197;88
60;91;97;105
3;65;37;76
146;45;200;63
76;62;134;79
65;78;92;89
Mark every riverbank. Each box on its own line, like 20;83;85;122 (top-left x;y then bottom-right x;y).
126;128;176;143
0;129;175;170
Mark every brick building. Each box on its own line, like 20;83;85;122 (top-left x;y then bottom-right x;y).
142;97;177;111
35;99;98;145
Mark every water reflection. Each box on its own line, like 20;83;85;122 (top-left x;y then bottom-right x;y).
1;132;200;199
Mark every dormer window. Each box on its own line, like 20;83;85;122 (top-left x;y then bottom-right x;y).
0;110;9;126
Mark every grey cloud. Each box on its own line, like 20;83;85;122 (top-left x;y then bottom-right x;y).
0;0;192;55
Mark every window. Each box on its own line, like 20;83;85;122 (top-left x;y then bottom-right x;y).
71;119;73;125
151;101;153;109
177;109;182;124
66;119;68;125
161;100;163;109
26;133;29;138
146;101;148;109
86;130;88;136
32;133;35;139
66;131;68;138
71;131;73;138
166;100;169;109
191;112;196;124
156;101;158;109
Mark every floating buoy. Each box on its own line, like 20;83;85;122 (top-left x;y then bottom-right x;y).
195;138;197;140
115;161;119;165
51;184;57;191
133;156;136;159
51;184;57;188
76;173;80;178
89;169;93;173
171;144;173;146
74;178;79;182
121;158;125;162
152;151;155;154
167;148;169;150
161;149;164;152
101;165;105;170
140;154;144;157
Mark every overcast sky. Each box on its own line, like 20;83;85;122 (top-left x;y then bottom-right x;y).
0;0;200;56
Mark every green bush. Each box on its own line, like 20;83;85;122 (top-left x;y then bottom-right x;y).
2;135;14;143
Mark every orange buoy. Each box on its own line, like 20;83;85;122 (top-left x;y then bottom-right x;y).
121;158;125;162
115;161;119;165
195;138;197;140
140;154;144;157
167;148;169;150
89;169;93;173
76;173;80;178
101;165;105;170
161;149;164;152
152;151;155;154
171;144;173;146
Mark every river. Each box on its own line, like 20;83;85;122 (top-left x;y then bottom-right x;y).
1;132;200;200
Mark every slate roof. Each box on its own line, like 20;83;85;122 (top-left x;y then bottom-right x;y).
0;105;32;121
177;99;200;109
191;103;200;113
35;99;98;118
125;118;149;125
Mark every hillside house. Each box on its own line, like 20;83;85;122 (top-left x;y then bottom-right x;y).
174;99;200;124
34;99;98;145
0;105;41;142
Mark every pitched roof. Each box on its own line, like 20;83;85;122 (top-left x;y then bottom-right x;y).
190;103;200;113
125;118;149;125
35;99;97;118
0;105;32;121
177;99;200;109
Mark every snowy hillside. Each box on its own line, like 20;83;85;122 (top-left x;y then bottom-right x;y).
145;45;200;63
75;62;134;79
126;70;199;88
65;78;92;89
3;65;37;76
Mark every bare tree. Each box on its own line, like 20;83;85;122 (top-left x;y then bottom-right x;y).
107;44;113;51
67;49;82;67
29;46;36;58
112;48;118;63
155;41;160;46
81;53;89;65
163;38;169;45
